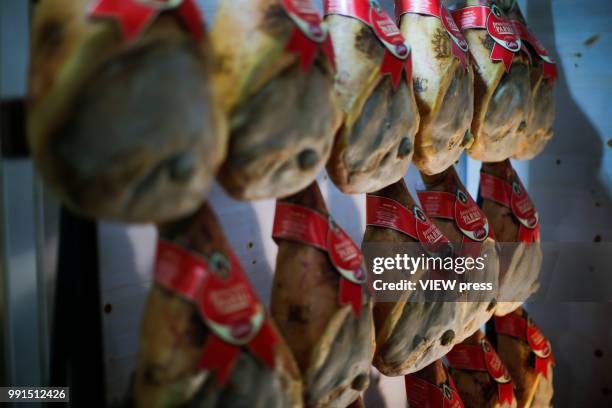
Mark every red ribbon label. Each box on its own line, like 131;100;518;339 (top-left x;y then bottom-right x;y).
396;0;468;68
494;314;555;379
405;370;464;408
454;190;490;242
366;194;451;256
89;0;204;42
324;0;371;24
283;0;336;72
453;5;520;72
273;202;366;316
154;240;278;385
480;166;540;244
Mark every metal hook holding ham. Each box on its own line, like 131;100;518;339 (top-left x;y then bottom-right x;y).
506;3;557;160
271;181;375;407
447;330;516;408
28;0;228;222
450;0;532;162
363;178;464;375
488;307;555;408
211;0;341;200
479;160;542;316
418;166;500;339
132;203;302;407
395;0;476;175
324;0;420;194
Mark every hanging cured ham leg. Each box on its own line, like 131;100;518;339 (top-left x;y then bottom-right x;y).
489;307;555;408
212;0;340;200
508;5;557;160
395;0;476;174
418;167;500;339
133;203;302;407
451;0;532;162
28;0;227;222
363;179;463;375
405;360;465;408
271;182;374;408
447;330;516;408
479;160;542;316
324;0;419;193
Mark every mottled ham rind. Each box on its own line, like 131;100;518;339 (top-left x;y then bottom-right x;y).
325;14;419;194
513;61;555;160
28;0;228;222
212;0;341;200
132;204;302;408
363;179;461;375
271;182;375;408
450;330;517;408
480;162;541;316
398;12;475;175
420;167;499;339
492;307;553;408
453;0;532;162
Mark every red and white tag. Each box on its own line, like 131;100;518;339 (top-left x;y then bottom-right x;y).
447;339;514;405
454;189;490;242
508;9;557;82
366;194;451;256
325;0;412;88
89;0;204;42
273;202;366;316
154;240;278;385
494;313;555;379
282;0;336;72
396;0;469;68
405;368;464;408
452;4;521;72
480;162;540;244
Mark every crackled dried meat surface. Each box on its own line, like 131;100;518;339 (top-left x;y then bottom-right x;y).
453;2;532;162
450;331;517;408
480;162;541;316
212;0;340;200
271;182;374;408
398;12;475;175
514;62;555;160
132;204;302;408
28;0;227;222
325;15;419;194
420;167;499;339
363;180;461;375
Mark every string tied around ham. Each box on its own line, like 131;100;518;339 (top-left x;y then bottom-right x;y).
272;202;368;316
154;240;279;385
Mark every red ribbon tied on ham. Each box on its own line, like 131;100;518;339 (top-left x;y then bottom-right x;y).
446;338;514;405
154;240;278;385
283;0;336;72
405;365;465;408
494;313;555;379
325;0;412;88
479;164;540;244
452;4;521;72
273;202;367;316
395;0;469;69
90;0;204;42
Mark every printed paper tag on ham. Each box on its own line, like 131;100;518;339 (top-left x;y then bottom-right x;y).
197;253;265;346
283;0;328;42
487;5;521;72
482;339;512;384
370;2;410;60
414;206;453;257
454;190;490;242
327;219;367;284
324;0;371;23
440;3;469;68
527;320;552;359
510;180;539;230
89;0;204;42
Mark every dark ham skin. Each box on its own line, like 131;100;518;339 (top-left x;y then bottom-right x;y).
407;360;460;408
271;182;375;408
132;203;302;408
363;179;461;375
28;0;227;222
